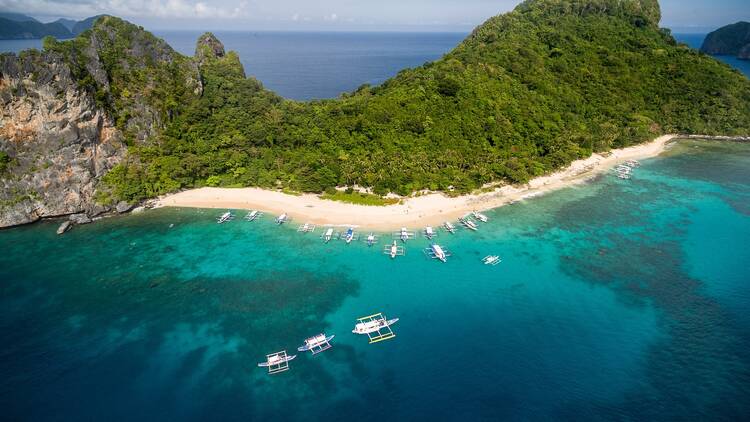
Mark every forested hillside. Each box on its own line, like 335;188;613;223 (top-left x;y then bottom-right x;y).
7;0;750;206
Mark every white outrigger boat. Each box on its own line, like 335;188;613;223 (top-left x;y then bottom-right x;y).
424;243;451;263
342;227;358;244
275;213;289;225
322;227;335;243
482;255;502;266
353;313;398;343
460;217;478;231
244;210;262;221
297;222;316;233
424;226;436;240
393;227;415;242
366;233;378;246
615;165;632;173
472;211;489;223
443;221;456;234
258;350;296;374
624;159;641;167
297;333;334;355
217;211;234;224
383;240;405;258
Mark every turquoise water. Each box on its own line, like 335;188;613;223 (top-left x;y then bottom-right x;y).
2;139;750;420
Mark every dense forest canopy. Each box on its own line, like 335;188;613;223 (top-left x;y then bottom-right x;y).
41;0;750;202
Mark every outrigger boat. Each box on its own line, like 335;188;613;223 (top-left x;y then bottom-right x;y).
482;255;502;266
275;213;289;225
343;227;357;244
443;221;456;234
297;333;334;355
322;227;335;243
383;240;405;258
472;211;489;223
258;350;296;374
297;222;316;233
615;165;632;173
460;217;478;231
393;227;415;242
366;233;378;246
624;159;641;167
424;243;451;263
424;226;436;240
244;210;262;221
353;313;398;343
217;211;234;224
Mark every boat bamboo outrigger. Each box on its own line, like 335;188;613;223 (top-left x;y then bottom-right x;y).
258;350;296;374
472;211;489;223
297;222;316;233
217;211;234;224
322;227;336;243
443;221;456;234
244;210;262;221
460;217;478;231
297;333;335;355
392;227;415;242
275;213;290;225
341;227;359;244
366;233;379;246
383;241;405;258
424;243;451;263
424;226;437;240
353;313;398;344
482;255;502;266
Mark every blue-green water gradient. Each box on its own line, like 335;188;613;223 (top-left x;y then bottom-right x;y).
1;139;749;420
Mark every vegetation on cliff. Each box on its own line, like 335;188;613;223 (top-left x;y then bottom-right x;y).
32;1;750;202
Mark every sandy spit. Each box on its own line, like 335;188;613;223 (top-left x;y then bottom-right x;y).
156;134;679;230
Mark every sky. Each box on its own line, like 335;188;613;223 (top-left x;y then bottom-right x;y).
0;0;748;32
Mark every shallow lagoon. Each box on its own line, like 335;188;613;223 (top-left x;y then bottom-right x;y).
1;140;749;420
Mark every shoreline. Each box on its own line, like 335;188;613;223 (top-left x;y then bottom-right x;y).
157;134;681;230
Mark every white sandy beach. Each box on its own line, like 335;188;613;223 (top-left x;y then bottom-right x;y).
157;134;679;229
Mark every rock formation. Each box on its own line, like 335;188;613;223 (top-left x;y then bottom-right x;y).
0;51;125;227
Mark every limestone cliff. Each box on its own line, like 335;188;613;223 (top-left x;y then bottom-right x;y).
0;51;125;227
0;16;203;227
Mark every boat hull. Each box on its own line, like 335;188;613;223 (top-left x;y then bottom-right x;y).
297;335;335;352
352;318;399;334
258;354;296;367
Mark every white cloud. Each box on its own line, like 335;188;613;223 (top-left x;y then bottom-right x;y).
0;0;249;20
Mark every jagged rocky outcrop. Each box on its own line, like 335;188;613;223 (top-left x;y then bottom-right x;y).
701;22;750;60
0;16;204;228
0;51;125;227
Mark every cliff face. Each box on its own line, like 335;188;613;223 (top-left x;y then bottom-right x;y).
701;21;750;60
0;51;125;227
0;16;204;228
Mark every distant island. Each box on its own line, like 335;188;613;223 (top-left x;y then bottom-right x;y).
1;0;750;228
701;21;750;60
0;12;102;40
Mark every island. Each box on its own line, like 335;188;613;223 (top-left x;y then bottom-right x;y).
1;0;750;229
701;21;750;60
0;13;102;40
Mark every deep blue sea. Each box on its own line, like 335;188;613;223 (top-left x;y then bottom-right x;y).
2;139;750;420
1;31;747;100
